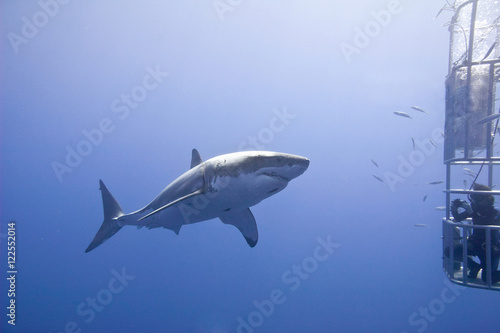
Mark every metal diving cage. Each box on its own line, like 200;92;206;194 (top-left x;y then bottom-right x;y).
442;0;500;291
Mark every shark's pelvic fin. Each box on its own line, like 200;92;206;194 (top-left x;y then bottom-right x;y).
85;180;124;253
190;149;203;168
138;189;205;222
220;208;258;247
167;223;182;235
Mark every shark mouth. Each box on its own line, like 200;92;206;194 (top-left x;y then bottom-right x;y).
262;172;289;182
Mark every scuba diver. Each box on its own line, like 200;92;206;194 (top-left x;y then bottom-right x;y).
449;183;500;283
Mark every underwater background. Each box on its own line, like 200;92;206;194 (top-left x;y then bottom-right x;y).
2;1;500;332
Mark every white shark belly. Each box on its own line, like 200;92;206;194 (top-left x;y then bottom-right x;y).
118;172;288;228
211;172;289;208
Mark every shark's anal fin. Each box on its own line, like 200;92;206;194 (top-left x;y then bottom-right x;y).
219;208;258;247
190;149;203;168
137;189;204;222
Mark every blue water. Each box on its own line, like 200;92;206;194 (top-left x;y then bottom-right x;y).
2;1;500;332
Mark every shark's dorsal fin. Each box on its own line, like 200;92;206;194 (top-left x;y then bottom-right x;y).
219;208;258;247
137;189;204;222
191;149;203;168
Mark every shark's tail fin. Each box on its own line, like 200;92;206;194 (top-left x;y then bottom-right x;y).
85;180;124;253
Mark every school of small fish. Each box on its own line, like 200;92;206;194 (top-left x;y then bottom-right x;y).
392;106;429;120
382;105;448;230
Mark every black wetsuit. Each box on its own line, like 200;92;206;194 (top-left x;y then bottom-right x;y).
451;203;500;283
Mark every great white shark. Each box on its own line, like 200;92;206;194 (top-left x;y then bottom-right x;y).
85;149;309;252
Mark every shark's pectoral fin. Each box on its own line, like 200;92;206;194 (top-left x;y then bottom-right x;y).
220;208;258;247
137;189;204;222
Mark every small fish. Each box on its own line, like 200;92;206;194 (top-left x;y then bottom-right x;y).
427;180;444;185
410;105;428;114
412;137;416;150
414;224;430;228
463;168;477;177
393;111;412;119
463;179;467;189
372;174;384;183
477;113;500;125
423;194;428;202
430;140;436;148
371;159;379;168
435;206;446;211
472;149;485;157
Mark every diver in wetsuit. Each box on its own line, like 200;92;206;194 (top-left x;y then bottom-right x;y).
450;184;500;283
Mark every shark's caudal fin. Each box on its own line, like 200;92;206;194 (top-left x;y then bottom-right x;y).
85;180;124;253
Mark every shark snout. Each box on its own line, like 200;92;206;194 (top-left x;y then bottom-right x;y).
294;156;309;176
279;154;309;180
298;156;310;169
